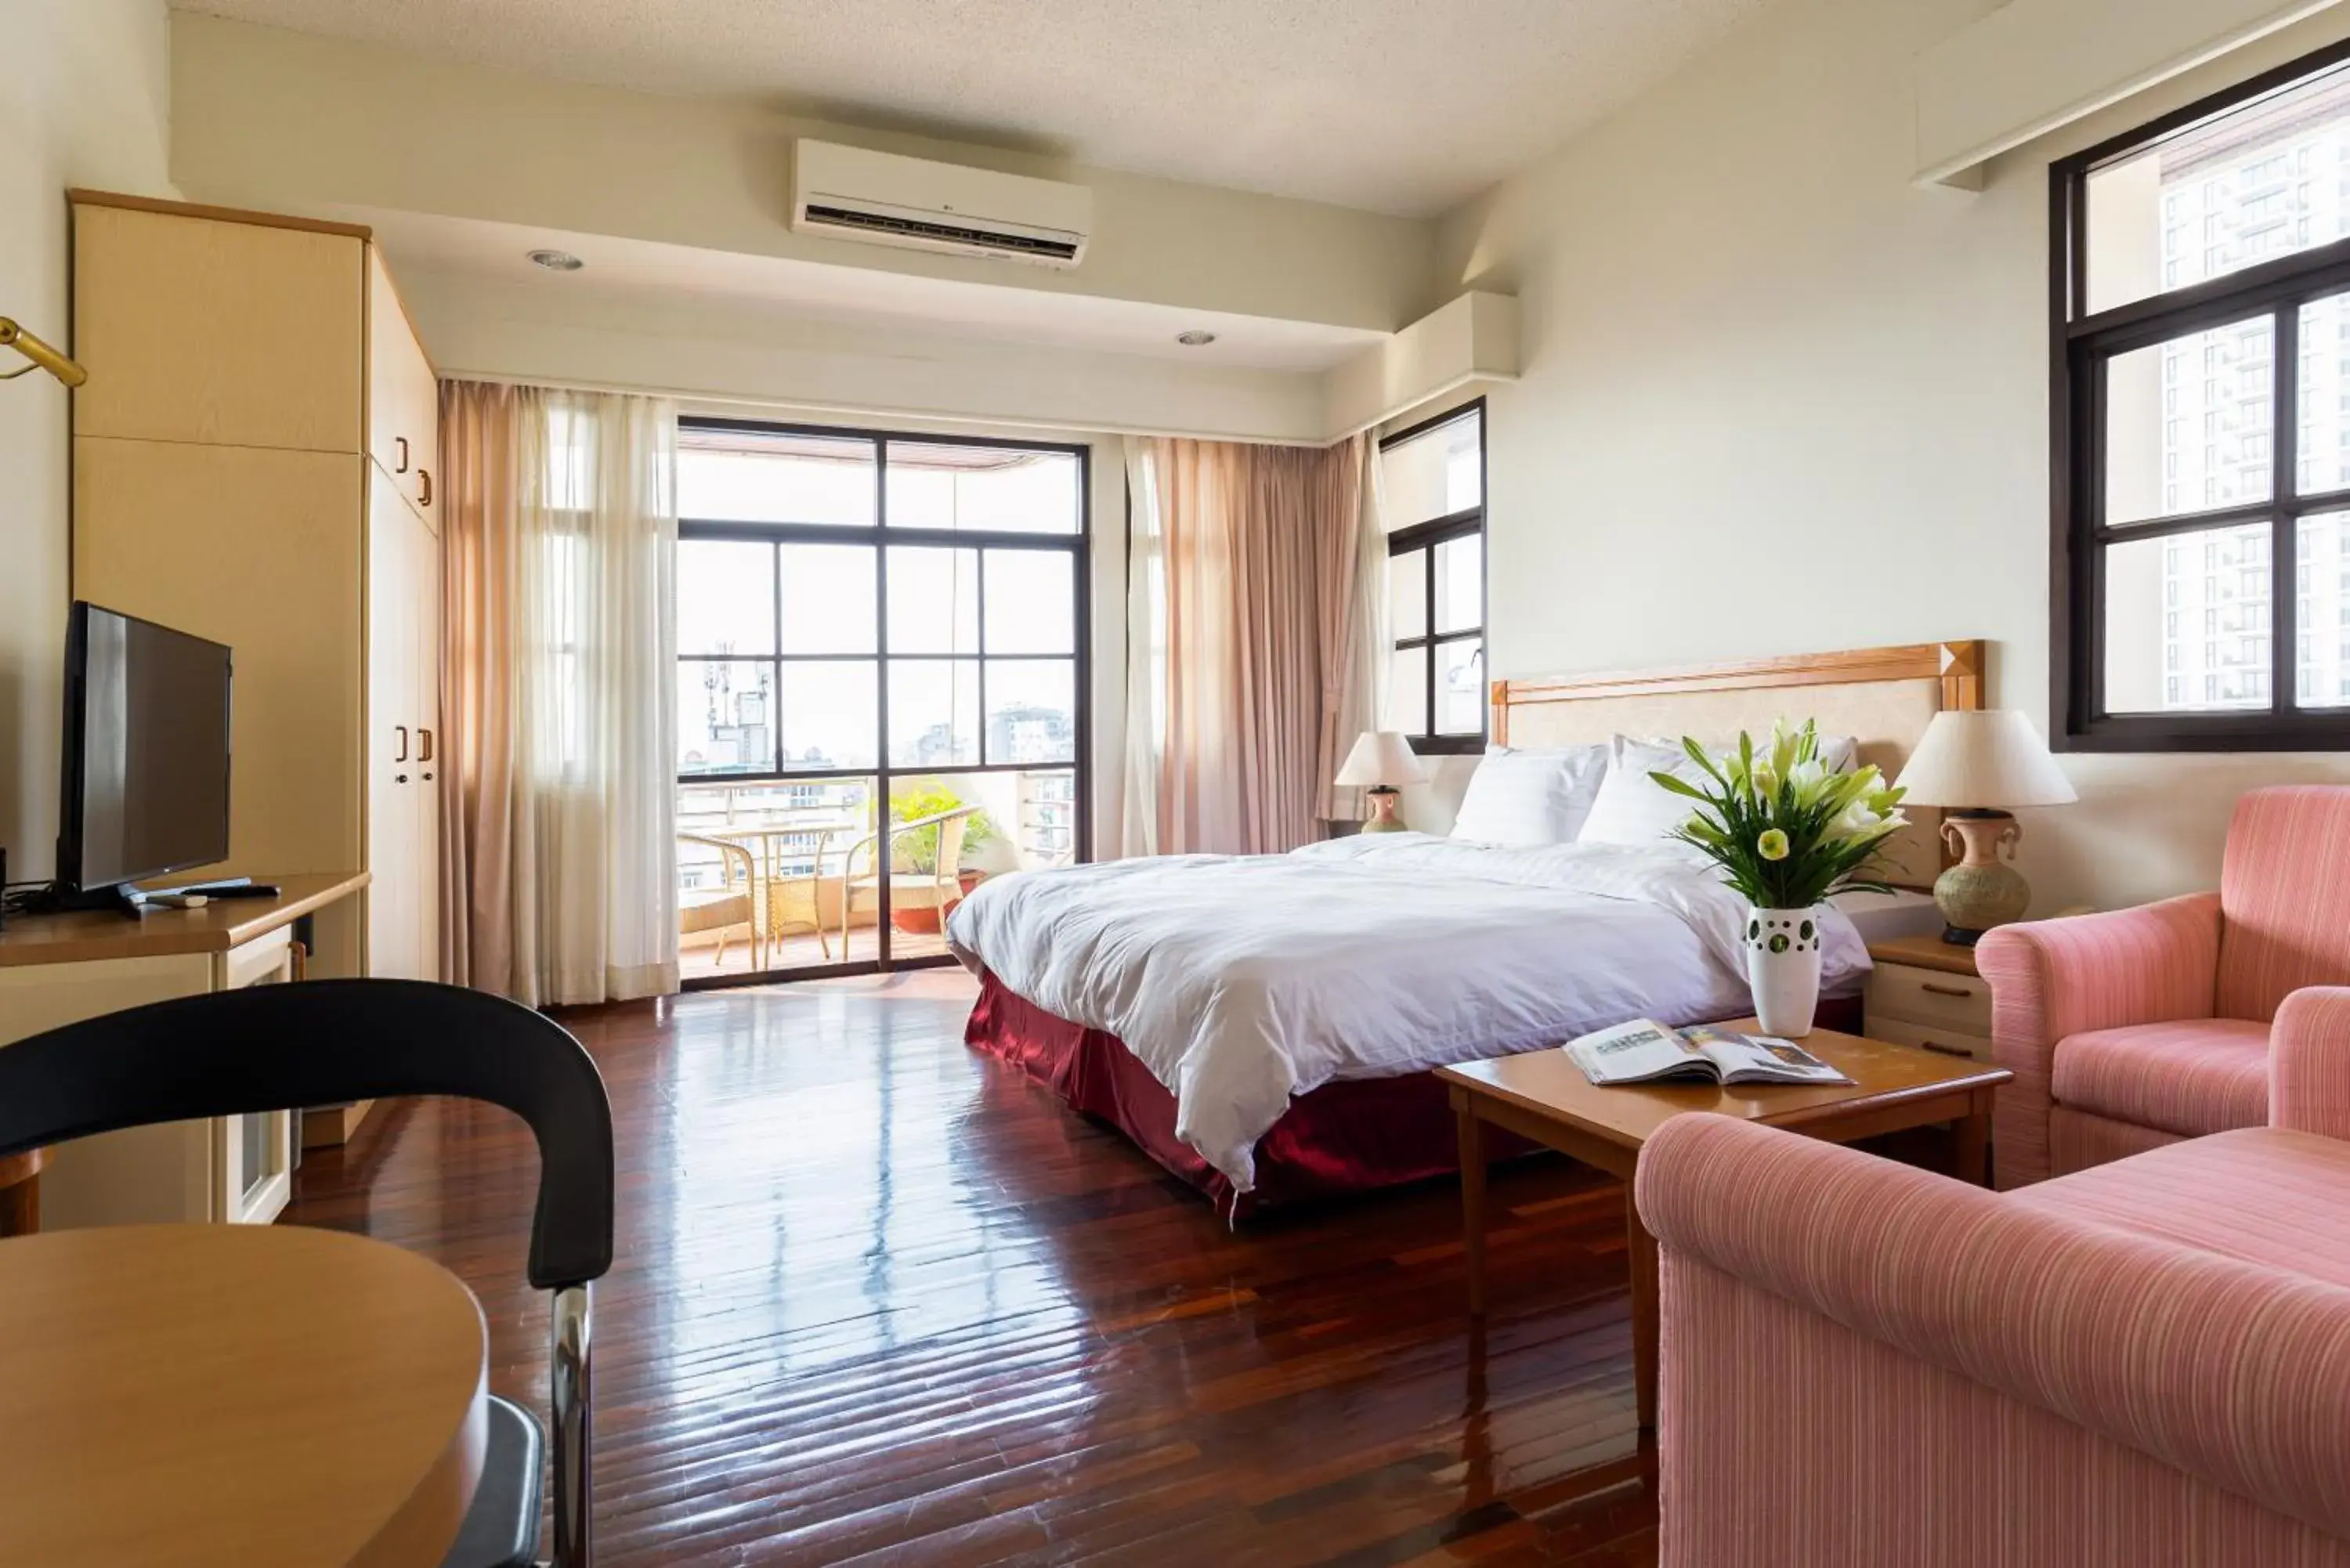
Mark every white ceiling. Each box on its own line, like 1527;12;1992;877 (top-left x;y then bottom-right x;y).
170;0;1775;217
352;207;1387;371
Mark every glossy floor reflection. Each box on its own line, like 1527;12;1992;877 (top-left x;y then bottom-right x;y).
284;971;1658;1566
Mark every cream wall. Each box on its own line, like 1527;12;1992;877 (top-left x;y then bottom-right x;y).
0;0;176;880
1436;0;2350;915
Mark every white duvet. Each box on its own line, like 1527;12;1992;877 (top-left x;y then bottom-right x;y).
946;834;1869;1193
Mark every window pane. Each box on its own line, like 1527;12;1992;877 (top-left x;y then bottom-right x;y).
2300;293;2350;497
1435;534;1482;634
2102;522;2272;714
887;546;979;655
1389;645;1428;735
900;768;1078;873
678;428;877;526
778;659;878;770
982;549;1076;653
888;659;980;767
984;659;1076;764
779;544;876;655
678;660;773;775
678;539;775;656
2300;511;2350;708
886;443;1080;533
1437;638;1486;735
1389;548;1427;639
2104;318;2273;523
1379;408;1482;529
2085;60;2350;315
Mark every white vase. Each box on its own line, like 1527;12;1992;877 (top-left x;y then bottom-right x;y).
1744;906;1824;1038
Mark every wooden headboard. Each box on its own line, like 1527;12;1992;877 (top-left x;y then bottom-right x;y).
1491;641;1984;888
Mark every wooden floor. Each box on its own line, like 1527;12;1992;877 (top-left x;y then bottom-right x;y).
284;972;1661;1566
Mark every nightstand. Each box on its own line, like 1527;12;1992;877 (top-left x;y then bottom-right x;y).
1864;935;1994;1064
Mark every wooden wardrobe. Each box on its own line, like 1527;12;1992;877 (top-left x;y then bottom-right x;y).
69;192;443;987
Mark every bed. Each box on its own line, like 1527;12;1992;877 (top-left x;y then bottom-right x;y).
951;641;1983;1219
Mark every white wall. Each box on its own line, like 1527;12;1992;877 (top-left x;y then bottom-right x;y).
0;0;176;880
1436;0;2350;914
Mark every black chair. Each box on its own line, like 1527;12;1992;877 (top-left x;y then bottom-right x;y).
0;978;613;1568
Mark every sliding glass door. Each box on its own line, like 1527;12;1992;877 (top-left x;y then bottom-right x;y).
674;420;1089;985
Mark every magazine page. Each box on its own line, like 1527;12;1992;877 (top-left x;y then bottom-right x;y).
1564;1018;1705;1086
1679;1026;1852;1086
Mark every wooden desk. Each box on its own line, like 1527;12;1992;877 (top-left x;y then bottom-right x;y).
1437;1022;2009;1431
0;871;367;968
0;1223;486;1566
0;872;369;1230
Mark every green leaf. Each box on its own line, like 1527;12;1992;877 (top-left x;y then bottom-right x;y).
1647;771;1712;801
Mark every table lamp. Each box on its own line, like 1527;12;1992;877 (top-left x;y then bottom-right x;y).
1893;710;2078;945
1335;731;1427;834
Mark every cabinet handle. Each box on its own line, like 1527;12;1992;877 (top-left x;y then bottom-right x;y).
1921;981;1976;999
418;726;435;762
395;435;410;474
421;771;434;781
395;724;409;762
394;772;409;784
418;467;432;507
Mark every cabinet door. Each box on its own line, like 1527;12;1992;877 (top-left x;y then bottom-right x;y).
74;438;366;880
411;512;445;982
367;248;439;530
74;202;365;453
367;465;421;981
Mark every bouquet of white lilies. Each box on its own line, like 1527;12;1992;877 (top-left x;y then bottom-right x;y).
1648;720;1911;911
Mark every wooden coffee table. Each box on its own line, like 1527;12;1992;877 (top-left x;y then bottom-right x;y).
1435;1021;2009;1432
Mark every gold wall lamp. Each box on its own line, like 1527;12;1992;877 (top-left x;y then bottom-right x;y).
0;316;87;387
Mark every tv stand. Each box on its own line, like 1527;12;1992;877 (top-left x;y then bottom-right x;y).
24;883;150;920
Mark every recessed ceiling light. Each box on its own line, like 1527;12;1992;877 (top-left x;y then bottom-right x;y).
1176;330;1217;346
528;249;585;272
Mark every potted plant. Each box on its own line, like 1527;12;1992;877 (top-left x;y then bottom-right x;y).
1650;721;1909;1036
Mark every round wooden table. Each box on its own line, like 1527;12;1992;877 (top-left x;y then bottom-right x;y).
0;1224;488;1566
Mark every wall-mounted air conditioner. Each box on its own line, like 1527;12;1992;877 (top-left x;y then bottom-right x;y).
791;139;1092;269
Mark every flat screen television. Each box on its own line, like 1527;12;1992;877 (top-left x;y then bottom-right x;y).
57;602;233;896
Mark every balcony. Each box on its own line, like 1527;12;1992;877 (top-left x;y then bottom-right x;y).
676;768;1078;981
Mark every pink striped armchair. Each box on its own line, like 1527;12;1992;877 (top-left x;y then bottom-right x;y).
1976;785;2350;1187
1638;1006;2350;1566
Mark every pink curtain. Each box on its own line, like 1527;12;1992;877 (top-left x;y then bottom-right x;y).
1126;435;1380;856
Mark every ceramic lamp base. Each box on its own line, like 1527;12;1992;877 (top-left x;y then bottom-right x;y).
1935;809;2032;945
1361;787;1408;833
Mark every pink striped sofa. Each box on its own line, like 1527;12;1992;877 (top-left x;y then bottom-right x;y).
1976;785;2350;1188
1638;1005;2350;1566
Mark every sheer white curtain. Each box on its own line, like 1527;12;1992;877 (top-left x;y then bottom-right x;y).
441;381;679;1005
1121;435;1385;857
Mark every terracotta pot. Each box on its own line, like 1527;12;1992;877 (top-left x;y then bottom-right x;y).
891;906;943;935
957;870;987;896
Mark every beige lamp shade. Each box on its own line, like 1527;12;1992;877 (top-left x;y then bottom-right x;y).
1894;710;2079;808
1335;731;1428;789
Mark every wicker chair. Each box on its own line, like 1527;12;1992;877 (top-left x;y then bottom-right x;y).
840;806;980;948
678;831;761;973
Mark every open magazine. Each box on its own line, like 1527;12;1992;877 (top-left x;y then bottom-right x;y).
1564;1018;1853;1088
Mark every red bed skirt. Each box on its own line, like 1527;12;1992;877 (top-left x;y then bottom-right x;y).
965;973;1867;1221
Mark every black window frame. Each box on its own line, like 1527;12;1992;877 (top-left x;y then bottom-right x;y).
674;416;1091;981
2053;38;2350;752
1379;398;1488;756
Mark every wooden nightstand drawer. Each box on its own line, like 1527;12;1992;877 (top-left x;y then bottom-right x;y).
1868;1013;1996;1064
1867;960;1992;1032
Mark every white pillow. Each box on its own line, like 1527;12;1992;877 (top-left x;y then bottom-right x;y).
1574;736;1714;848
1450;745;1609;845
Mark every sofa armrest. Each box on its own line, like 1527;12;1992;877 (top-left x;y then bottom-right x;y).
1974;892;2222;1187
2272;986;2350;1140
1636;1114;2350;1541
